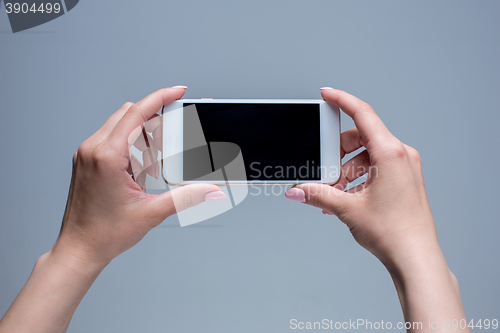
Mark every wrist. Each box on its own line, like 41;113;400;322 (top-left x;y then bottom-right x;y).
382;239;449;280
381;241;466;328
373;216;445;281
48;235;111;277
381;240;459;305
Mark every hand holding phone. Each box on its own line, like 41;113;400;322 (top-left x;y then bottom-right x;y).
0;87;230;333
286;88;469;332
56;87;226;265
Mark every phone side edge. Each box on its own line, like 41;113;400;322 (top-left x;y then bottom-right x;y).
162;101;184;186
320;101;341;184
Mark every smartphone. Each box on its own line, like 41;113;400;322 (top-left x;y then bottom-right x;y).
162;99;340;185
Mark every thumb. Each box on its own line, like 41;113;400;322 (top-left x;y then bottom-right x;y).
147;184;227;223
285;183;353;218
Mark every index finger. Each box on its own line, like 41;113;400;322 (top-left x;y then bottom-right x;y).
108;86;186;146
320;88;394;147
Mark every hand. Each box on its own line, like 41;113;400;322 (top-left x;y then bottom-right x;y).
285;88;469;332
53;86;226;268
0;87;229;333
285;87;437;267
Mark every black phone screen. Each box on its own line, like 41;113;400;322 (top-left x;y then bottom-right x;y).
183;103;321;181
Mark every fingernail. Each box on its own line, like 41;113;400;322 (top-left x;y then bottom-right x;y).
322;210;334;215
320;87;334;90
171;85;187;89
285;187;306;203
204;191;227;201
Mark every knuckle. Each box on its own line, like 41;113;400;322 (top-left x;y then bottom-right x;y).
357;101;373;113
127;104;148;124
76;140;94;161
181;194;196;211
351;101;375;124
90;143;113;166
302;186;319;206
385;141;407;161
122;102;134;110
407;146;421;164
306;190;321;208
304;185;329;208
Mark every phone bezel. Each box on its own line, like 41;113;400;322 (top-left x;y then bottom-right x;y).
162;99;340;186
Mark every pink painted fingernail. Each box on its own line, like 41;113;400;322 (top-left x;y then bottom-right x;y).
320;87;334;90
204;191;227;201
285;187;306;203
171;85;187;89
322;210;334;215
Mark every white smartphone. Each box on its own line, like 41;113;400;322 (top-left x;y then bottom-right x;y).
162;99;340;185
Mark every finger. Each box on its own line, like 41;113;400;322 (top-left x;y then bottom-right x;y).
108;86;186;146
144;114;161;132
320;88;394;148
87;102;133;145
142;146;159;179
129;147;144;177
340;127;363;158
152;124;162;152
144;115;162;151
146;184;226;224
285;183;353;218
132;128;160;178
336;150;371;190
133;131;155;152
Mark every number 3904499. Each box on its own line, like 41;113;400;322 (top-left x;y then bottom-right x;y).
4;3;61;14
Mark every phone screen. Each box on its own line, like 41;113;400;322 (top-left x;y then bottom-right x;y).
183;103;321;181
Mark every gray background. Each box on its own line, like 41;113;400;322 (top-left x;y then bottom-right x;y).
1;1;499;332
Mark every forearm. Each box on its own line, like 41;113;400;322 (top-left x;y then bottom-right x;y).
386;244;469;333
0;248;106;333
